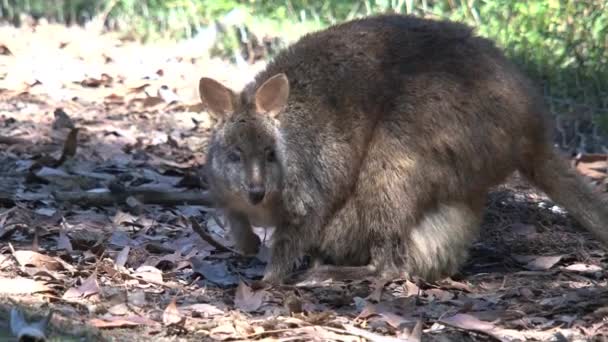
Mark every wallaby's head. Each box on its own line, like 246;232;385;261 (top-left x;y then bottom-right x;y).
199;73;289;207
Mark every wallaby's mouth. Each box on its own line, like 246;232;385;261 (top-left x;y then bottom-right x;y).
248;188;266;205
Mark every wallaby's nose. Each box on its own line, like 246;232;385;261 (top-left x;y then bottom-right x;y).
248;187;266;204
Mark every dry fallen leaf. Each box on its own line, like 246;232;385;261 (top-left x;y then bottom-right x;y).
57;229;73;252
114;246;130;268
163;297;185;326
52;108;75;130
367;278;388;302
89;315;159;329
575;154;608;180
439;313;506;341
283;292;304;314
404;319;423;342
403;280;420;296
563;263;603;273
0;43;12;55
80;73;113;88
13;250;76;272
512;254;563;271
340;324;404;342
190;258;238;286
357;300;416;329
210;323;238;341
439;313;567;341
132;265;164;284
234;280;266;313
62;273;100;300
180;303;225;317
0;277;52;295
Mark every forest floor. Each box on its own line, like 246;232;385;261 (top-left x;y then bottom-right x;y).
1;22;608;342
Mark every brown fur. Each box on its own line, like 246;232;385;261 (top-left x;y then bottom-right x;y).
199;14;608;284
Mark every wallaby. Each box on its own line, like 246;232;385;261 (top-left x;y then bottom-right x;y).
199;14;608;284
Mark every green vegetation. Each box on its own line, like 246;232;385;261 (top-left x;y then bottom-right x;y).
2;1;607;127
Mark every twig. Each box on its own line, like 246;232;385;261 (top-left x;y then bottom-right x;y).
0;135;28;145
189;216;239;255
53;188;214;207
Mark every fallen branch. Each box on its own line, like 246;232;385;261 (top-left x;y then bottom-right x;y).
53;188;214;207
189;216;238;254
0;135;28;145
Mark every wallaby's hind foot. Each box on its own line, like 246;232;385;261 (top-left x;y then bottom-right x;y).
521;148;608;245
291;264;381;285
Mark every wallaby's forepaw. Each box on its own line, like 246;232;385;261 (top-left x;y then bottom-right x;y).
262;271;285;285
262;264;291;285
261;272;283;285
236;233;261;257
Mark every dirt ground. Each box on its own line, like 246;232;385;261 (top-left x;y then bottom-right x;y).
1;22;608;342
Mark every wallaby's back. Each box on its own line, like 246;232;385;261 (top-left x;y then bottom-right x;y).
243;15;549;220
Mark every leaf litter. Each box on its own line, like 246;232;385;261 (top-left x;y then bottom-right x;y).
0;19;608;342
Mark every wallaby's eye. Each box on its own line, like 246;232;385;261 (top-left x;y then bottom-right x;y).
266;149;277;163
227;150;241;163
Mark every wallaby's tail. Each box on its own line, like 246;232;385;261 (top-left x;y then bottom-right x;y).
521;149;608;245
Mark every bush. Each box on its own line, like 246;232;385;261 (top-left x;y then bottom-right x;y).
2;1;607;135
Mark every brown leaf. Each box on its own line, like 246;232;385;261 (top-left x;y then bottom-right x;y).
403;280;420;296
234;281;265;312
128;290;147;307
367;278;388;302
57;229;73;252
80;73;113;88
297;326;362;342
357;300;416;329
563;263;603;273
128;83;150;93
115;246;130;268
408;319;423;342
63;128;79;157
163;297;185;326
13;250;75;272
512;254;563;271
438;313;564;341
340;324;405;342
52;108;75;130
0;44;12;55
142;96;164;107
132;265;164;284
89;315;159;329
62;273;100;300
284;295;304;314
0;277;52;295
104;93;125;104
180;303;224;317
425;288;454;301
575;154;608;180
437;278;473;292
210;323;238;341
439;313;506;341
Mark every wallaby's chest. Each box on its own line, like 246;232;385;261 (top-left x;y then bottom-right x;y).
229;196;281;228
244;204;278;227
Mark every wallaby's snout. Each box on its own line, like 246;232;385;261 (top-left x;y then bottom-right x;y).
247;161;267;205
248;186;266;204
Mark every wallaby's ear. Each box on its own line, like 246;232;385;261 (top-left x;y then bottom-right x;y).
199;77;235;115
255;73;289;117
